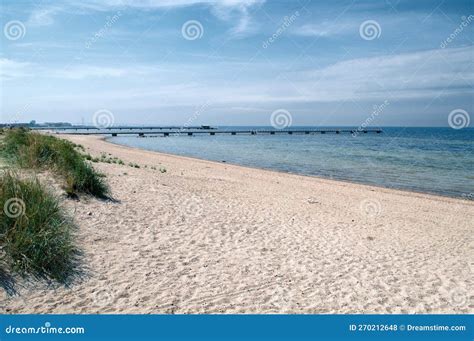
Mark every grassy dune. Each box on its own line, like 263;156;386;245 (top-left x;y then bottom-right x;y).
0;171;78;283
1;128;109;198
0;129;109;285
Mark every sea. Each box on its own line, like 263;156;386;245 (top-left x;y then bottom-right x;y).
107;127;474;199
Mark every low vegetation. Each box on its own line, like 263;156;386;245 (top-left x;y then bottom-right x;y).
128;162;140;168
97;153;124;165
0;171;78;283
1;128;109;198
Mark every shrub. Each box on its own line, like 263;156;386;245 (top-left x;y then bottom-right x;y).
1;129;109;198
0;171;79;283
1;128;29;159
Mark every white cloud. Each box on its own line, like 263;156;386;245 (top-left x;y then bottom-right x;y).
27;7;62;27
24;0;264;36
293;22;347;37
3;47;472;107
0;60;159;81
79;0;263;9
75;0;264;35
53;65;130;79
21;0;265;35
0;58;31;80
209;0;264;36
293;46;474;101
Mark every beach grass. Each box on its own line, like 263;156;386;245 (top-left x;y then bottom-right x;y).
1;128;109;198
0;171;79;283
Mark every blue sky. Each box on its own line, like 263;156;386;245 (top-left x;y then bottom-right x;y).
1;0;473;126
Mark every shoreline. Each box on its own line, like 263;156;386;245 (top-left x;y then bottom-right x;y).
2;133;473;314
103;135;471;204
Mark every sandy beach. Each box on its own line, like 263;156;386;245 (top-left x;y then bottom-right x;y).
1;134;473;314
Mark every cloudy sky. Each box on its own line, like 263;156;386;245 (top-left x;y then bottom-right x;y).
1;0;473;126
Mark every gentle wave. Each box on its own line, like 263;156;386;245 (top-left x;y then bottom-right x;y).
109;127;474;199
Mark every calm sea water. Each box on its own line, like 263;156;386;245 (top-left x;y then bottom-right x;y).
108;127;474;199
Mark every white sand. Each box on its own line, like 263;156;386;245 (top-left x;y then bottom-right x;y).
1;135;473;314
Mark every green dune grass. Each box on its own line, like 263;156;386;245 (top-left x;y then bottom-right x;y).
1;128;109;198
0;171;79;283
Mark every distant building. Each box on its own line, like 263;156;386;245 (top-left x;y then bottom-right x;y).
0;121;73;128
44;122;73;127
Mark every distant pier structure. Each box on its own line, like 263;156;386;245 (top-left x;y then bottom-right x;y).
35;125;383;137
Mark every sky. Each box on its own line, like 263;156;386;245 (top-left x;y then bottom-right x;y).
0;0;473;127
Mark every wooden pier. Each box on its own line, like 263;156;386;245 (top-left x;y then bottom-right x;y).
45;127;383;137
33;125;215;131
